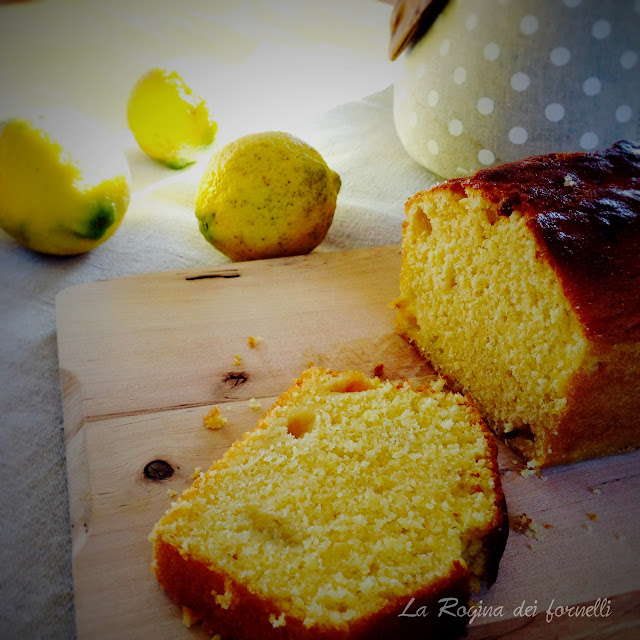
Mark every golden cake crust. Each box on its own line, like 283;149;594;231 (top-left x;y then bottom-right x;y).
542;342;640;466
430;140;640;344
155;540;473;639
154;472;507;639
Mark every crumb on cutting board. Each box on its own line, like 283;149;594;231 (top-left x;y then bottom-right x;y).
519;459;541;478
167;489;178;498
248;335;263;349
588;512;598;522
510;513;543;540
203;406;228;430
234;354;243;366
248;397;262;410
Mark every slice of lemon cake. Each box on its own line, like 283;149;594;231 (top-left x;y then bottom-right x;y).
150;368;507;639
395;141;640;468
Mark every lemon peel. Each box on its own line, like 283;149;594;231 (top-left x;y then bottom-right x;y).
127;68;217;169
0;108;130;255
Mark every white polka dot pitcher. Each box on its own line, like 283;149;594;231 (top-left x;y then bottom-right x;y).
392;0;640;178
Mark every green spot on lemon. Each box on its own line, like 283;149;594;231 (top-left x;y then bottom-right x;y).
79;203;116;240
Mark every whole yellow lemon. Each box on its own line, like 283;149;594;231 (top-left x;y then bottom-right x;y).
127;68;217;169
0;109;130;255
195;131;341;261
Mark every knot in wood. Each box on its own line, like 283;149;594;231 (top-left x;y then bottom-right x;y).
223;371;249;388
143;459;174;481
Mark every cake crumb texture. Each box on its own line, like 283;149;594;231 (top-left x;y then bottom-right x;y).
150;367;507;639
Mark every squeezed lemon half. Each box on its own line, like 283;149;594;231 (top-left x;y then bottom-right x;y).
0;108;130;255
127;68;217;169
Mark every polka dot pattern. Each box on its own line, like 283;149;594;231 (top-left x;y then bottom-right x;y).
580;132;598;149
449;119;463;136
478;149;495;165
545;103;565;122
484;43;500;61
477;97;494;115
616;105;632;123
511;72;530;91
620;50;638;69
583;77;602;96
394;0;639;178
550;47;571;66
520;15;539;35
453;67;467;84
509;127;528;145
466;13;479;31
592;20;612;40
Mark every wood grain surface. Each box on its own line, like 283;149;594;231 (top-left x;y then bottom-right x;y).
56;245;640;639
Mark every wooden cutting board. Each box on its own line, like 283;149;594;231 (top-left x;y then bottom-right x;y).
56;245;639;640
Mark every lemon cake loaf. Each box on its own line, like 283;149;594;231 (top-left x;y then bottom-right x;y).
150;368;507;639
395;141;640;468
